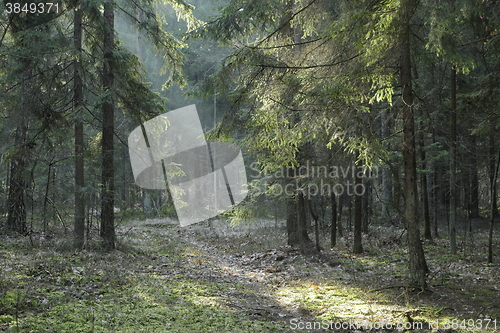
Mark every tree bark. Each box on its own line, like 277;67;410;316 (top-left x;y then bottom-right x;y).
286;191;312;248
470;134;480;218
488;148;500;263
286;194;298;246
101;0;116;250
353;156;363;254
366;178;373;231
297;192;306;254
331;191;337;247
74;3;85;249
7;60;30;234
308;199;321;253
489;134;499;217
381;109;393;216
337;192;343;237
418;119;432;240
449;67;457;254
400;0;428;288
431;126;440;238
7;133;28;234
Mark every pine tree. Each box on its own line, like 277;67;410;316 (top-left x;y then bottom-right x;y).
74;1;85;249
100;0;116;250
400;0;428;288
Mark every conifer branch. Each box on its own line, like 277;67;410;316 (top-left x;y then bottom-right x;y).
255;53;361;69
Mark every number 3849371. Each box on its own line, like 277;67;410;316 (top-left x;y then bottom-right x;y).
5;2;59;14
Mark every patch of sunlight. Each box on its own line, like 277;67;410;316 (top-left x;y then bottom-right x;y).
135;291;158;305
190;295;221;307
273;281;498;332
274;281;408;323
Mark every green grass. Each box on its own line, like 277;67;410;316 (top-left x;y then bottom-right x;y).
1;218;499;332
0;222;291;332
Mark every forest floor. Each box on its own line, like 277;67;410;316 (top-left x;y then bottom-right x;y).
0;216;499;332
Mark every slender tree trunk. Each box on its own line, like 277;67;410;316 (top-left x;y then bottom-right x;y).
74;3;85;249
362;178;371;233
400;0;428;288
449;67;457;254
286;194;298;246
489;134;499;217
464;146;471;220
381;109;393;216
42;162;53;233
431;165;439;237
331;191;337;247
431;127;440;238
470;134;480;218
308;200;321;252
418;119;432;240
488;148;500;263
337;192;343;237
101;0;116;250
120;146;128;210
353;156;363;254
347;193;352;231
297;192;306;254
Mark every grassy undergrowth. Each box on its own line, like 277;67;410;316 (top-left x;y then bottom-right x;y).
0;220;290;332
188;219;500;332
0;217;499;332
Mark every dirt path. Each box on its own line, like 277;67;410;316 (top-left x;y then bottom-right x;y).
144;218;500;333
133;219;320;332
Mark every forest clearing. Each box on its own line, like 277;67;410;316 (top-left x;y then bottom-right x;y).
1;217;499;332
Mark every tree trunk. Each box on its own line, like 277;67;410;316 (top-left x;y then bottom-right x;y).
381;109;393;216
488;148;500;263
286;192;312;249
337;192;343;237
331;191;337;247
353;156;363;254
74;3;85;249
7;138;27;234
400;0;428;288
489;134;499;217
418;119;432;240
364;178;372;233
286;194;298;246
449;66;457;254
308;200;321;252
463;146;471;220
470;134;480;218
100;0;116;250
7;64;30;234
347;192;352;231
431;126;440;238
297;192;306;254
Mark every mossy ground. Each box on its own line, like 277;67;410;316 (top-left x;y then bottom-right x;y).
0;220;291;332
0;217;499;332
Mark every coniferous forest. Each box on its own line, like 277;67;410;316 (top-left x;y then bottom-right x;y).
1;0;500;331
